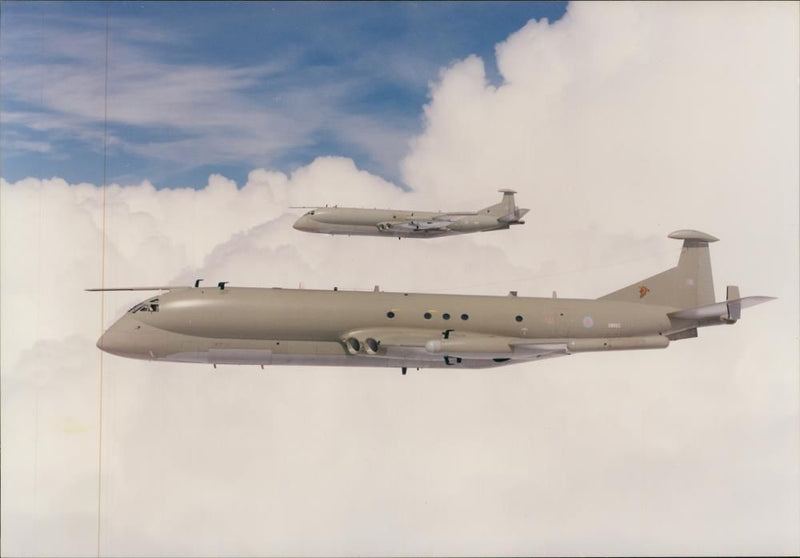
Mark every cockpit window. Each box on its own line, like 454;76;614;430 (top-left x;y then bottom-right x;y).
128;298;159;313
305;210;315;216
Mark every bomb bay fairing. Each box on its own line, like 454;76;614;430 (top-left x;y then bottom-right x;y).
92;230;773;373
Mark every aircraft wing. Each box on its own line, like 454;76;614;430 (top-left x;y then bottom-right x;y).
340;327;569;362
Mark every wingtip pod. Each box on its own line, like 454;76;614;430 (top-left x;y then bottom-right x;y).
668;230;719;243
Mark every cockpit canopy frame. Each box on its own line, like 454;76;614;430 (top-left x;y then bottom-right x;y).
128;298;159;313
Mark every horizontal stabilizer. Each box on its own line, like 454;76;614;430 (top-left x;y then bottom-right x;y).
498;208;530;223
669;296;775;320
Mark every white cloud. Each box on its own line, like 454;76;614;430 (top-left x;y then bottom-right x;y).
2;2;798;556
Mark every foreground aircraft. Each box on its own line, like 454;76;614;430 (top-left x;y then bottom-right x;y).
292;189;529;238
92;230;773;373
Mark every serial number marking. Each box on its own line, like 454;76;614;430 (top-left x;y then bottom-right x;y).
608;323;622;329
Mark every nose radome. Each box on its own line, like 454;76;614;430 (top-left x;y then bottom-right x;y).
293;215;318;232
96;315;150;359
96;325;127;356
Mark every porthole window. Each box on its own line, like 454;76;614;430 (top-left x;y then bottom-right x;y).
424;312;432;320
515;315;523;322
387;311;395;319
442;313;450;320
461;313;469;321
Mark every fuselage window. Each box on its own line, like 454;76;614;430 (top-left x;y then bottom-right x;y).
424;312;432;320
515;315;523;322
387;311;395;318
461;313;469;321
442;313;450;320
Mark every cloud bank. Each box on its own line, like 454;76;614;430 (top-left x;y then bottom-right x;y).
2;3;798;556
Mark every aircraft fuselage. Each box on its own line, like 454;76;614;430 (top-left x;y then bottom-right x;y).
98;286;675;369
292;190;528;238
293;207;508;238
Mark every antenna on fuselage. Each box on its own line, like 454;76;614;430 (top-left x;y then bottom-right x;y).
218;282;229;290
195;279;203;288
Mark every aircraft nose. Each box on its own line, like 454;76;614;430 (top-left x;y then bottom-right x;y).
293;215;317;232
96;316;150;359
96;325;127;356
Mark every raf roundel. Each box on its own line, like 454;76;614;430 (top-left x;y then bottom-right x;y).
582;316;594;329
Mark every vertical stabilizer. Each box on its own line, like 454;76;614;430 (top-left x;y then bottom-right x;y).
599;230;718;309
485;189;529;223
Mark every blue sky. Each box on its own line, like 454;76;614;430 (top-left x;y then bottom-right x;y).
1;1;567;188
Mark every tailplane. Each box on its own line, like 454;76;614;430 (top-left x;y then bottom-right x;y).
668;292;775;322
600;230;718;309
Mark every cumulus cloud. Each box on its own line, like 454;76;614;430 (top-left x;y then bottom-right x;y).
2;2;798;556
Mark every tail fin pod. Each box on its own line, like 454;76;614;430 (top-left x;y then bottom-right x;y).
599;230;718;309
486;189;529;223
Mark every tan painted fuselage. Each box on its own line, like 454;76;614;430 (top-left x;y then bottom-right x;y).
293;208;510;238
94;230;773;370
292;190;528;238
98;286;675;369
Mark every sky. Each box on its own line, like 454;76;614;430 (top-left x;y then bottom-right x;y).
0;1;566;188
2;2;799;557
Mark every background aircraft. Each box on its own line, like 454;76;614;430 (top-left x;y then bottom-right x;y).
292;189;529;238
92;230;772;374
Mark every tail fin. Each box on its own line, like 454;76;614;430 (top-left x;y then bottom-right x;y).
484;189;529;223
599;230;718;309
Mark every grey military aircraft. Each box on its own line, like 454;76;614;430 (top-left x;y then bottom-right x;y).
92;230;772;374
292;189;529;238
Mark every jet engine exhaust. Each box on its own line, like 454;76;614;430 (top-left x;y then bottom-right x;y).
345;337;361;355
364;338;380;354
